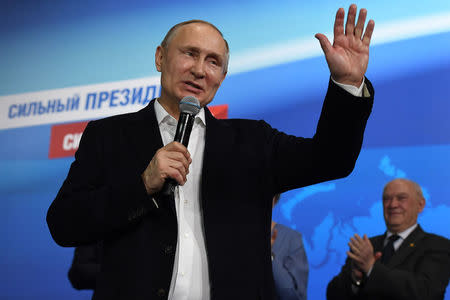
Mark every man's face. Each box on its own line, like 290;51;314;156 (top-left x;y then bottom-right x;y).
382;179;425;233
155;22;227;107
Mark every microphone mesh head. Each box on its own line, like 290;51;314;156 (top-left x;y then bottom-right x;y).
179;96;201;115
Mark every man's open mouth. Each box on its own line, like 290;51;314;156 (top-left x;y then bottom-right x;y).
184;81;203;90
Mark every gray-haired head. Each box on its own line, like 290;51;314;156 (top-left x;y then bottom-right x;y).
382;178;425;203
160;19;229;74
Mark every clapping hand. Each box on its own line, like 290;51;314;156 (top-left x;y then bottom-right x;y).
347;233;382;274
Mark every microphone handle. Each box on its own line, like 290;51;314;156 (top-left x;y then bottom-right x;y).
160;112;195;198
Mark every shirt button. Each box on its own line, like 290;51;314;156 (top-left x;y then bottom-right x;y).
157;288;166;298
184;233;189;238
180;272;185;276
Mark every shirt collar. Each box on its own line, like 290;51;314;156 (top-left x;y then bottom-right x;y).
386;223;418;241
154;98;206;127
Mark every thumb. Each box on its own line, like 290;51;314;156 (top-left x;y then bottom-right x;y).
315;33;332;55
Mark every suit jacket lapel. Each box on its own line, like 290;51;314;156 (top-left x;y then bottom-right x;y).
124;100;180;212
388;225;425;268
201;107;235;211
124;99;164;173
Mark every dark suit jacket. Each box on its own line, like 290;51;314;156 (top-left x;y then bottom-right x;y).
68;243;102;290
327;225;450;300
47;80;373;300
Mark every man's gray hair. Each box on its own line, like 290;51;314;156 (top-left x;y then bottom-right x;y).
160;19;229;74
383;178;425;202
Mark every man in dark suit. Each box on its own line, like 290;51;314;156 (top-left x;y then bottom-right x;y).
327;178;450;300
47;5;375;300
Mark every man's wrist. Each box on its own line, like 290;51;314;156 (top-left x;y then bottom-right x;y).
331;77;365;97
351;272;365;288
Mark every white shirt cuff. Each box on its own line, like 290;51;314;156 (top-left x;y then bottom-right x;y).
331;77;365;97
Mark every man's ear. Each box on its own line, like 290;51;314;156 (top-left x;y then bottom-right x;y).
155;46;164;72
219;71;227;85
418;197;426;213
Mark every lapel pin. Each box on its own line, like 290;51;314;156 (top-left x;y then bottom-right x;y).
409;243;415;247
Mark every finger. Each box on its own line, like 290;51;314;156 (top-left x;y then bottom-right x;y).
345;4;357;36
347;251;362;263
165;164;187;185
363;234;372;245
157;152;189;182
315;33;332;56
354;8;367;39
362;19;375;46
157;158;189;183
165;142;191;162
348;241;360;254
374;251;382;261
354;233;364;243
350;236;362;247
333;7;345;38
168;159;190;182
165;151;191;172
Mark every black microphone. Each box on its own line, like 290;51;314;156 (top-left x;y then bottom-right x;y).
160;96;201;198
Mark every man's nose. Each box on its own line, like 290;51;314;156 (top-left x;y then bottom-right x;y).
388;198;399;207
191;60;206;78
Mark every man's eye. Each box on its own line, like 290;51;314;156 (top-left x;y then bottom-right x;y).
208;59;219;66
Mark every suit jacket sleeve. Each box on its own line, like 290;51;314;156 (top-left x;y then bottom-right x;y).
326;255;360;300
267;78;374;194
68;243;101;290
47;120;156;246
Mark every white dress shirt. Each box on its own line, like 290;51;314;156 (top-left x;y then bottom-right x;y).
384;223;418;251
154;99;210;300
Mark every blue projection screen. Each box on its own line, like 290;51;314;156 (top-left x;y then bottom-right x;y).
1;0;450;299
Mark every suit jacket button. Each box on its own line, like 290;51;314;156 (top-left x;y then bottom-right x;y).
164;245;173;255
157;288;166;297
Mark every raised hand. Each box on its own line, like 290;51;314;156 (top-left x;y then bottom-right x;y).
315;4;375;87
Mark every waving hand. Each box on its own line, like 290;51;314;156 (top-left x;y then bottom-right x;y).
315;4;375;87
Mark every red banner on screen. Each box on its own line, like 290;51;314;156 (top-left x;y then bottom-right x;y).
209;104;228;119
49;122;88;159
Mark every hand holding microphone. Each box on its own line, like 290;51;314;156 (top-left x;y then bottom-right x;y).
141;96;201;197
